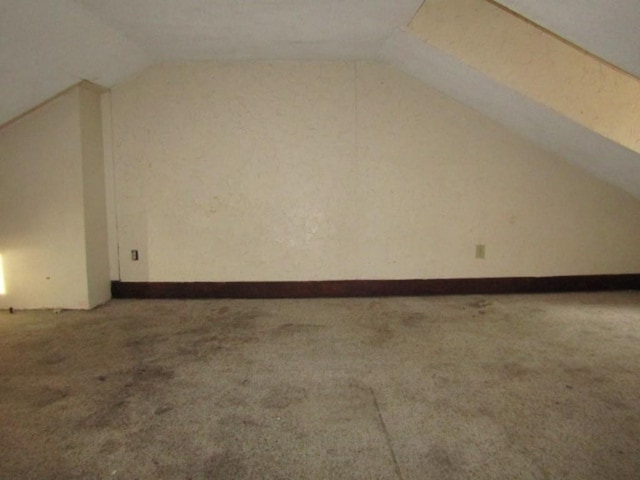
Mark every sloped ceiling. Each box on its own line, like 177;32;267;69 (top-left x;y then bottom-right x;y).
0;0;151;126
0;0;421;125
494;0;640;78
382;30;640;198
1;0;639;196
74;0;423;60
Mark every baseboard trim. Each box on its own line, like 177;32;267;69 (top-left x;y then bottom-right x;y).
111;274;640;299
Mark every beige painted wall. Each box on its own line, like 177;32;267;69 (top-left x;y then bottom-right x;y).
0;84;111;309
107;61;640;282
80;86;111;307
410;0;640;154
101;92;121;281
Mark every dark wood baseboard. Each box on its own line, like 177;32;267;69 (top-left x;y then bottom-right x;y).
111;274;640;299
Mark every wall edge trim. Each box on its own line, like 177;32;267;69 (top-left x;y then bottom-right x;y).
112;274;640;298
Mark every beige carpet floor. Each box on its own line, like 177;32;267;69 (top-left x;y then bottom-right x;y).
1;292;639;479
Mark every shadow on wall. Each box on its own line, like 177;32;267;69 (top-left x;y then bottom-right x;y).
0;254;5;295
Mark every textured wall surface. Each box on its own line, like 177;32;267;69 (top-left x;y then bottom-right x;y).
0;84;111;309
107;61;640;282
0;88;90;308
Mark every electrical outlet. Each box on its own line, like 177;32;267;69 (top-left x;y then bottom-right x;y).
131;250;139;261
475;244;485;259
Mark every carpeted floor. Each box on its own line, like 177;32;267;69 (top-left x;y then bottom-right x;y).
1;292;639;479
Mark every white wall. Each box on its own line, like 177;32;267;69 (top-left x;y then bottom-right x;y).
0;83;110;309
106;61;640;282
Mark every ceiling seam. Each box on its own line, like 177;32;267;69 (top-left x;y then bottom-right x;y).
486;0;640;83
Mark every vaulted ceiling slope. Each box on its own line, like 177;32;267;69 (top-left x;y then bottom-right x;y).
1;0;639;197
398;0;640;199
0;0;421;126
494;0;640;78
382;30;640;198
0;0;151;126
74;0;423;61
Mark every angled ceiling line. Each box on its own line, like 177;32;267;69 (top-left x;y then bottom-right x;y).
487;0;640;82
0;80;106;132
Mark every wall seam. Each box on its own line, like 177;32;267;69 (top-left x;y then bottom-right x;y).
354;60;362;279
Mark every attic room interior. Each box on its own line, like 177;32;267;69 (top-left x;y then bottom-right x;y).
1;0;639;478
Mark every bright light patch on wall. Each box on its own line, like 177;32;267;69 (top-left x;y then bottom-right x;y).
0;255;6;295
